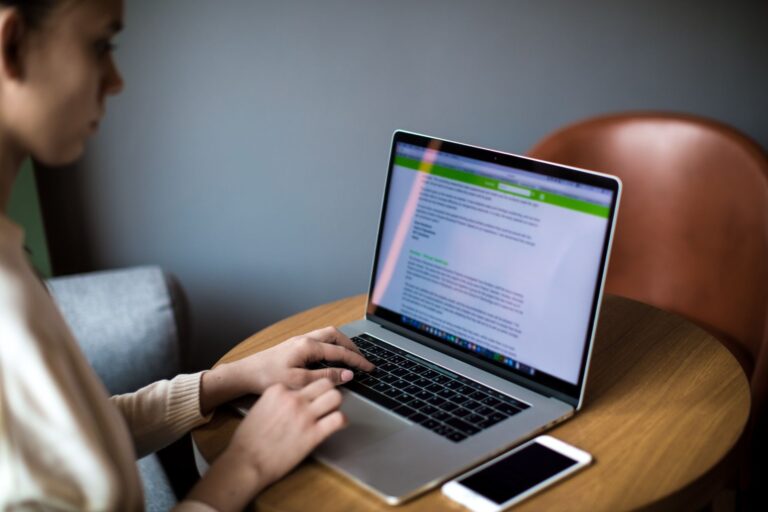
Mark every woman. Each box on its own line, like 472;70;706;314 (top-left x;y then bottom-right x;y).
0;0;373;510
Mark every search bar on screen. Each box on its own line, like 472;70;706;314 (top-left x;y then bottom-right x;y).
498;182;532;197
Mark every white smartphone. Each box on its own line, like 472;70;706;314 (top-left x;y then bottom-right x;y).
441;435;593;512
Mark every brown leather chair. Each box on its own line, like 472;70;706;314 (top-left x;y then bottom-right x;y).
528;112;768;500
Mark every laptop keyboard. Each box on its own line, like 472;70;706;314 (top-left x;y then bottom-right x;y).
322;333;530;443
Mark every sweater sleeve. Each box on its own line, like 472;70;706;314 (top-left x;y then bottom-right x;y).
110;372;213;458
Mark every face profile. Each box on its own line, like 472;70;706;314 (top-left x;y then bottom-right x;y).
0;0;124;166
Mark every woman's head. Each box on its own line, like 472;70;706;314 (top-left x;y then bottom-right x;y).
1;1;57;29
0;0;124;166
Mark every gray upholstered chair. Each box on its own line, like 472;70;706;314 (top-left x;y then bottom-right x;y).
47;266;189;512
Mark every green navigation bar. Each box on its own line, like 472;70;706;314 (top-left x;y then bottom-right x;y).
394;155;609;218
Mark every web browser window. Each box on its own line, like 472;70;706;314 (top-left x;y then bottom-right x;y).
371;142;614;385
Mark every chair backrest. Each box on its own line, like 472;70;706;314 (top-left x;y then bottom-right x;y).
48;266;184;395
528;113;768;387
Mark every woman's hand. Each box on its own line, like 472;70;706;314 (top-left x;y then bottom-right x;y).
238;326;375;391
200;326;374;414
187;378;347;511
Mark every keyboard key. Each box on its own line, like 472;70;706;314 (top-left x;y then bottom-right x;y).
437;389;458;400
383;387;402;399
448;432;468;442
488;411;509;421
433;411;452;422
478;416;504;429
426;395;446;407
432;424;453;436
410;413;427;424
391;368;410;377
403;371;421;381
445;417;481;435
425;383;443;393
372;382;391;393
414;378;432;388
481;396;502;408
476;406;496;417
419;404;438;415
469;391;489;401
463;401;482;411
391;379;410;390
440;402;460;412
393;405;418;418
409;399;427;410
497;403;522;415
381;374;399;384
392;392;414;404
370;368;388;379
466;413;485;424
358;378;379;389
488;412;508;423
415;390;433;401
344;381;400;410
379;363;398;372
453;408;472;418
422;419;440;429
404;385;421;395
433;375;450;384
452;394;470;405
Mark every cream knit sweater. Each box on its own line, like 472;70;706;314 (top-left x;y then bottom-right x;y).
0;215;215;511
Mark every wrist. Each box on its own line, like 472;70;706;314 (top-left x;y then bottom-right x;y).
219;447;264;491
187;447;264;511
200;363;244;415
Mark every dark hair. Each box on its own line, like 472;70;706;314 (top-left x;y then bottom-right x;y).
0;0;58;28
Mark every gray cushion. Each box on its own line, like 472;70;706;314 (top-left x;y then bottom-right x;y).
47;266;181;395
138;455;178;512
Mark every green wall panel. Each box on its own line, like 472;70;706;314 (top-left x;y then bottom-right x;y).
7;160;52;277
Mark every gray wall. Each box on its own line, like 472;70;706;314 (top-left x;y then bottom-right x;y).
59;0;768;369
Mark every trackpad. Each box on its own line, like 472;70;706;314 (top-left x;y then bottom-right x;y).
315;391;408;460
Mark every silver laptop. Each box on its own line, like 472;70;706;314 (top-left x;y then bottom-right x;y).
241;130;621;504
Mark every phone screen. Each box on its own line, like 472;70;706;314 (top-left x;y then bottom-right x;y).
457;441;578;504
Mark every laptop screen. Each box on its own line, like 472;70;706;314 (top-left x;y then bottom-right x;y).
367;131;620;401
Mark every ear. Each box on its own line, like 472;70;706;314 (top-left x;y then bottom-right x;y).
0;8;26;81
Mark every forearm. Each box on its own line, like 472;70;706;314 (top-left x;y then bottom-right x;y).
185;449;265;512
111;373;210;457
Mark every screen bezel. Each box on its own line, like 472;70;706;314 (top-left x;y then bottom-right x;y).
365;130;621;406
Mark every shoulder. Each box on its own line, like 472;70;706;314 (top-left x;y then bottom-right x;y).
0;216;61;355
0;219;31;314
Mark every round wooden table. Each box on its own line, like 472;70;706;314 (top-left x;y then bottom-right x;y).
192;294;750;511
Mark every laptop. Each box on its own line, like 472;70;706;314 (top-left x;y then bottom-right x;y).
239;130;621;504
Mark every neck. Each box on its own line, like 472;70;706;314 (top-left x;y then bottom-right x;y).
0;129;27;213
